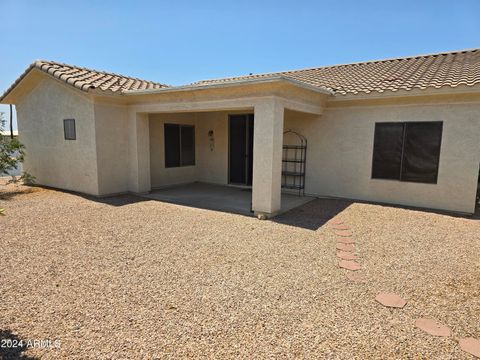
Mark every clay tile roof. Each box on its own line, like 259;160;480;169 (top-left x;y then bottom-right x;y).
194;48;480;96
1;60;168;101
3;49;480;102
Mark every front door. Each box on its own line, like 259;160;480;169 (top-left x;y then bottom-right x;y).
229;114;254;185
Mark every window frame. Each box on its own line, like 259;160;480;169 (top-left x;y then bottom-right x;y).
164;123;195;168
371;121;443;184
63;118;76;140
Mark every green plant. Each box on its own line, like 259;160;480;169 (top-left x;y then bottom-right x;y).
0;112;35;184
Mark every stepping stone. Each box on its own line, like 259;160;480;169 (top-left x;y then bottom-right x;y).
329;218;343;225
375;293;407;308
346;272;365;282
339;260;361;271
337;237;355;244
337;251;357;260
458;338;480;358
336;243;355;252
335;230;353;237
415;318;451;337
332;224;350;230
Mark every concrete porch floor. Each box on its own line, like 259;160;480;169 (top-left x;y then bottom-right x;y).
141;182;314;217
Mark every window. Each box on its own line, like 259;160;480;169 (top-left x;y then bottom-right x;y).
164;124;195;167
372;121;443;184
63;119;76;140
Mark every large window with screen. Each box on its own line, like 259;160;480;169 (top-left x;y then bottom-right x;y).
372;121;443;184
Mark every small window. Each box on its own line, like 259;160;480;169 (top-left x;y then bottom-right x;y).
372;121;443;184
164;124;195;168
64;119;76;140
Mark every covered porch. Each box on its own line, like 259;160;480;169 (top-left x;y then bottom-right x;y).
125;77;331;218
142;182;314;216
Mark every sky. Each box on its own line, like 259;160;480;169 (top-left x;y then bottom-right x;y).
1;0;479;130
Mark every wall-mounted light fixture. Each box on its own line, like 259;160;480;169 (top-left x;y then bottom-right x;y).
208;130;214;151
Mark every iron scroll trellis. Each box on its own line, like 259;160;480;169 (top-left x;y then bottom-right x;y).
282;130;307;196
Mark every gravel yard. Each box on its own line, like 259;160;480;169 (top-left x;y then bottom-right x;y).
1;183;479;359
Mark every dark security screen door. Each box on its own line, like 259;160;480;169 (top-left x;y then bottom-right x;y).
229;114;254;185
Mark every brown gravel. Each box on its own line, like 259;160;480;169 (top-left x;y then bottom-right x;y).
1;182;480;359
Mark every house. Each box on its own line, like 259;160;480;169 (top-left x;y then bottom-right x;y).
1;49;480;217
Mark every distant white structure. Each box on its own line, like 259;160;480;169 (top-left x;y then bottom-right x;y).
0;130;19;137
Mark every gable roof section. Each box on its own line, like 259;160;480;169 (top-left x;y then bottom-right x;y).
193;48;480;96
2;49;480;103
0;60;168;101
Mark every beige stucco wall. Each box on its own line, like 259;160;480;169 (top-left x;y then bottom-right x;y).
252;99;285;214
94;103;129;195
148;111;238;188
100;100;480;214
149;112;197;188
284;101;480;213
16;78;99;194
195;111;229;184
12;74;480;214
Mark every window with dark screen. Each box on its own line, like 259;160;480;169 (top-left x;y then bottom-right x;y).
63;119;76;140
372;123;404;180
180;125;195;166
164;124;195;167
372;121;443;184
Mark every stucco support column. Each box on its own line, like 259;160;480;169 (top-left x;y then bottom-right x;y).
252;98;284;218
128;111;151;193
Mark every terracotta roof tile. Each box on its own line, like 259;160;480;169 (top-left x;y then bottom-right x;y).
2;49;480;102
0;60;168;101
194;48;480;95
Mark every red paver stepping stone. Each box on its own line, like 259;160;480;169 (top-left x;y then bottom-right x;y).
346;272;365;282
415;318;451;337
336;243;355;252
337;237;355;244
332;224;350;230
329;218;343;225
337;251;357;260
339;260;361;271
458;338;480;358
375;293;407;308
335;230;353;237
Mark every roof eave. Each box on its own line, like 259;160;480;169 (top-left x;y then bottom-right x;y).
0;66;98;104
329;84;480;101
0;62;37;103
122;76;335;96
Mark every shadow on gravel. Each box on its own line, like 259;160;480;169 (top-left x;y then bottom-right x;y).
273;197;480;231
273;198;352;231
0;188;38;202
80;193;151;207
0;330;38;360
22;185;151;207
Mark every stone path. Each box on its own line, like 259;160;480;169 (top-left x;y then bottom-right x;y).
375;293;407;308
328;216;479;358
415;318;451;337
330;220;361;274
339;260;361;271
458;338;480;358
